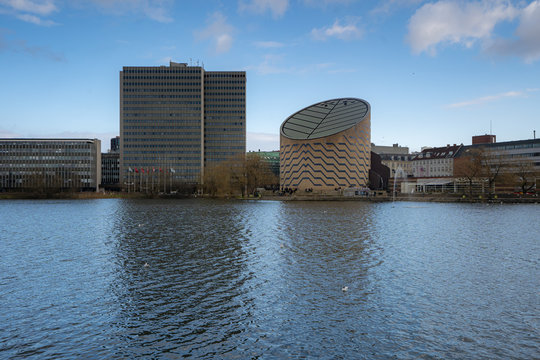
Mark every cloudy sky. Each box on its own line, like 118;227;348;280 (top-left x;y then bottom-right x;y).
1;0;539;152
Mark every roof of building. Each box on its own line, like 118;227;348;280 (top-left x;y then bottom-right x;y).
372;143;410;155
280;97;370;140
0;138;99;142
455;138;540;157
410;145;462;161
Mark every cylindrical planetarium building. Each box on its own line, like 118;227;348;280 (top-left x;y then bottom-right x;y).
280;98;371;192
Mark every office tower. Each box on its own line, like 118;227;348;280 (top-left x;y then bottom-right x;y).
120;61;246;189
110;136;120;152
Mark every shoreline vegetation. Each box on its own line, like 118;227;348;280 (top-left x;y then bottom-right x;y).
0;191;537;204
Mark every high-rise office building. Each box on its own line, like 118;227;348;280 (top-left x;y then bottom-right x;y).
120;61;246;188
110;136;120;152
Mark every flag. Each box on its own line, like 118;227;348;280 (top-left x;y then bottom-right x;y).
135;168;139;173
128;167;133;172
170;168;175;173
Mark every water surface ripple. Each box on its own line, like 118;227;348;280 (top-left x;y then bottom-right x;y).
0;199;538;359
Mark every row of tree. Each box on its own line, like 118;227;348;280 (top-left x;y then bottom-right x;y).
203;153;279;197
454;148;538;197
1;171;91;195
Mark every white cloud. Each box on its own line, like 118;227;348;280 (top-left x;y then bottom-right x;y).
0;0;58;25
0;32;65;61
0;128;20;138
84;0;174;23
195;12;235;55
407;0;518;55
247;54;342;75
254;40;285;48
215;33;233;54
247;132;280;152
239;0;288;18
445;89;537;108
370;0;424;16
246;54;289;75
16;12;56;25
311;18;363;41
488;0;540;63
0;0;57;15
303;0;354;6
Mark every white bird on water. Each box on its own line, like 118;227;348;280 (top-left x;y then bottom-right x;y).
342;286;348;292
144;262;149;268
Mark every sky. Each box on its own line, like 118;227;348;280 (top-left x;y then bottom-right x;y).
0;0;539;152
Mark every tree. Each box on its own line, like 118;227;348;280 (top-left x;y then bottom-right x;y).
513;160;538;194
202;154;246;197
454;148;484;197
245;153;278;195
479;148;506;198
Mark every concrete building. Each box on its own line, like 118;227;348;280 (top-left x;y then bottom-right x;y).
0;138;101;192
404;137;539;194
280;98;371;192
455;137;540;187
110;136;120;152
101;137;120;190
120;61;246;189
101;152;120;189
369;151;390;190
411;144;462;178
372;143;412;178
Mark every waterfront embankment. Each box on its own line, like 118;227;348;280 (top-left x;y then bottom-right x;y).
1;191;538;203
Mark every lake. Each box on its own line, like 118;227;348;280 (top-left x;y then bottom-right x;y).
1;199;538;359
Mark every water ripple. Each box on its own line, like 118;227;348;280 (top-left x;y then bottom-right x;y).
0;199;538;359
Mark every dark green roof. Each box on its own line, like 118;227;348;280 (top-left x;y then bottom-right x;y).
281;98;369;140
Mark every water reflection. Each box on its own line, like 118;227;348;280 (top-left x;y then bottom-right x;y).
0;199;538;359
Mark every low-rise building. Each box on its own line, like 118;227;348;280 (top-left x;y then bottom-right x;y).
455;137;540;192
0;138;101;192
371;143;412;178
411;144;462;178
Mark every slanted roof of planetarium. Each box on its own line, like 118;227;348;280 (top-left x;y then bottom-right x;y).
280;97;370;140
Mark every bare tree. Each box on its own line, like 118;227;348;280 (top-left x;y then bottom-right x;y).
245;153;278;195
513;160;538;194
479;148;506;198
203;155;246;197
454;148;484;197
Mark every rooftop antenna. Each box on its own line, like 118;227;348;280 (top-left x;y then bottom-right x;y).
534;130;536;139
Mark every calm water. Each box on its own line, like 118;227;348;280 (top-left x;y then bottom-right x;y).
0;199;538;359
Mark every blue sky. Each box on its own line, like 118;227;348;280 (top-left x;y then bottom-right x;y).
1;0;539;152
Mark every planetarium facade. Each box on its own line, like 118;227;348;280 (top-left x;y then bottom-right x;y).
280;97;371;192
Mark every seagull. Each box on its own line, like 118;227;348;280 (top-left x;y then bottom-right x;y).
342;286;348;292
144;262;149;268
